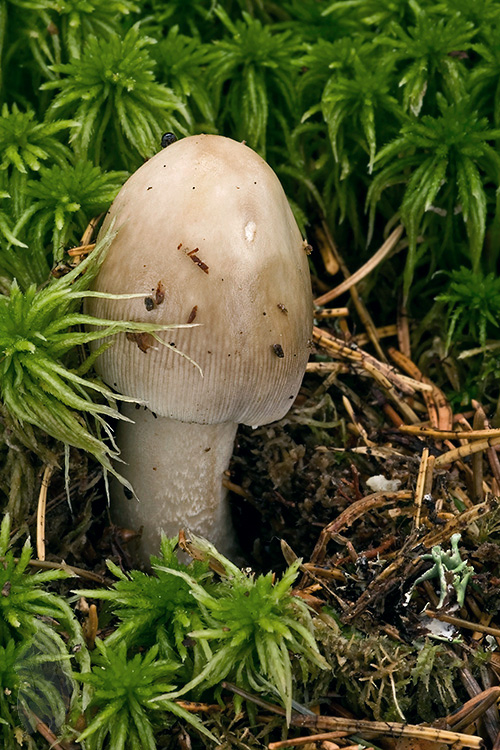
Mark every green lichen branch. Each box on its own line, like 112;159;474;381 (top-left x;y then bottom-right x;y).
411;533;474;608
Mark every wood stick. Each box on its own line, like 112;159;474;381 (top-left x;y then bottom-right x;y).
269;732;348;749
472;401;500;493
21;710;67;750
222;683;482;749
434;436;500;468
313;328;418;395
83;604;98;650
342;395;374;446
420;498;494;549
388;348;453;429
425;610;500;638
315;225;340;276
397;302;411;358
423;454;435;499
80;214;102;245
315;308;350;318
354;324;398;346
0;557;106;583
310;491;412;565
414;448;429;528
175;700;221;713
306;361;349;375
446;686;500;732
67;242;96;257
287;714;483;747
400;425;500;440
472;406;485;502
359;359;420;424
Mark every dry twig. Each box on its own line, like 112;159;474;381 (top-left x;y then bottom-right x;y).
313;328;420;396
268;732;348;749
315;308;350;319
399;425;500;440
222;683;482;749
309;490;412;566
425;611;500;638
82;603;98;650
433;436;500;468
446;686;500;733
414;448;429;528
388;348;453;429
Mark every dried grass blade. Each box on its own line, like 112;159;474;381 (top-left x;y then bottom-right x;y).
36;464;54;562
315;307;350;318
314;225;403;306
399;425;500;440
313;328;416;395
433;436;500;468
388;348;453;429
310;490;412;565
314;221;388;361
446;686;500;733
269;732;348;749
425;610;500;638
414;448;429;528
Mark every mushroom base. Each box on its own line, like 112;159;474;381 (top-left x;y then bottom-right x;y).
110;403;239;564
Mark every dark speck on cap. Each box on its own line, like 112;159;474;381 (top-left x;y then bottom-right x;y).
161;132;177;148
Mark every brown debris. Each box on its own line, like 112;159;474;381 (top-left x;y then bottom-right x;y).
125;331;155;352
7;216;500;749
154;280;165;305
309;490;412;566
186;247;209;273
187;305;198;323
222;684;483;749
228;228;500;747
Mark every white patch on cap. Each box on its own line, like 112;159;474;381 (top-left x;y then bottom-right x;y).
244;221;257;242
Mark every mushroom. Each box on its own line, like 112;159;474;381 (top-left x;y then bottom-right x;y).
86;134;313;562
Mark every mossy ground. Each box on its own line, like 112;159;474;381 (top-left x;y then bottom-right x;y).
3;265;500;747
3;2;500;743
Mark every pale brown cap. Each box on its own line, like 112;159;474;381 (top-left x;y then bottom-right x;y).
87;134;313;426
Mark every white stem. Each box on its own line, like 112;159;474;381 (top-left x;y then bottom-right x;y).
111;403;239;563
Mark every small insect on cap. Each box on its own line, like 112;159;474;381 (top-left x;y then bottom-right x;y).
87;134;313;426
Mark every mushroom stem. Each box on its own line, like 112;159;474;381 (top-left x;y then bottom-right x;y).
111;403;239;563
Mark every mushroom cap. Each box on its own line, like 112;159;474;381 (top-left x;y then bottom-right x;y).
87;134;313;426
